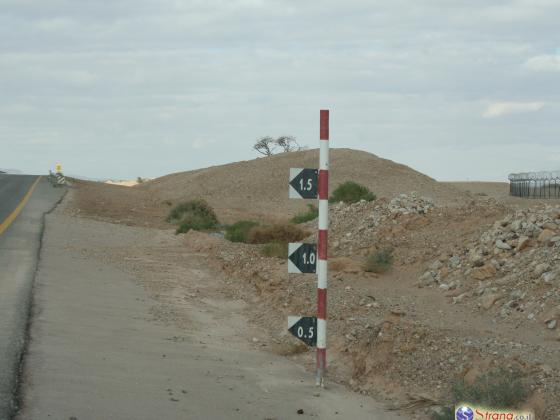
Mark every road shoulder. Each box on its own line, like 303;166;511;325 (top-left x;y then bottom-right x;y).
17;202;404;419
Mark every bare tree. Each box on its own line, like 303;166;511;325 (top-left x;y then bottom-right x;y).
275;135;301;153
253;136;276;156
254;135;303;156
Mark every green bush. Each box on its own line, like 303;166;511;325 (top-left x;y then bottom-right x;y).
225;220;259;243
166;199;219;234
291;204;319;224
452;367;528;409
261;242;288;259
364;249;393;273
330;181;376;204
247;223;308;244
433;367;529;419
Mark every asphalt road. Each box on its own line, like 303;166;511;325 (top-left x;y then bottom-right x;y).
0;175;65;419
0;176;37;226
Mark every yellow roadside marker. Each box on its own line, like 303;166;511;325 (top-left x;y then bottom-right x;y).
0;176;42;236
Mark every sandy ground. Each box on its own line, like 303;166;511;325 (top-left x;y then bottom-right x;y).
71;148;470;226
17;196;405;420
445;181;560;208
41;148;560;419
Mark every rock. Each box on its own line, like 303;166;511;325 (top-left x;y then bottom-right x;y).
510;290;524;300
542;222;557;231
541;271;557;284
481;293;502;310
516;236;531;251
495;239;511;250
449;255;461;269
472;259;484;267
547;320;557;330
541;307;560;325
510;219;523;232
471;264;497;280
439;266;449;279
418;271;436;285
453;292;468;304
534;263;551;277
430;260;443;271
538;229;556;243
531;227;543;238
388;193;434;215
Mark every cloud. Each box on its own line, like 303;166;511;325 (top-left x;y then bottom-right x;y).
525;54;560;72
483;102;545;118
0;0;559;180
191;138;216;150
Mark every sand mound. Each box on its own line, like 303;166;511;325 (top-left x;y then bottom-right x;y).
138;148;468;222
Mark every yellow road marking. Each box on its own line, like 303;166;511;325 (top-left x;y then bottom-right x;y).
0;176;42;236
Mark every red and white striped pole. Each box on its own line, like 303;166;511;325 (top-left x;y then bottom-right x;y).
316;109;329;386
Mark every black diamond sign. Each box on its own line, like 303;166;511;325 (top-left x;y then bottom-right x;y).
288;243;317;273
289;168;318;199
288;316;317;347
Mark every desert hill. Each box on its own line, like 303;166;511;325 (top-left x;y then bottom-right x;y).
138;148;468;222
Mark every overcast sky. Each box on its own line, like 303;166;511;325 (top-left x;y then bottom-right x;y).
1;0;559;181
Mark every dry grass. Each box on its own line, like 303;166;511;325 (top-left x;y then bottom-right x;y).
247;223;308;244
261;242;288;259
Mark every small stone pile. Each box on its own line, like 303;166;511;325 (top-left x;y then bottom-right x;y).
388;192;434;215
417;205;560;331
321;193;435;256
327;200;387;255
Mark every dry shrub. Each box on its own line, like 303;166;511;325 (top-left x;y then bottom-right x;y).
433;367;529;419
261;242;288;259
166;199;219;234
247;223;308;244
364;248;393;273
225;220;259;243
291;204;318;224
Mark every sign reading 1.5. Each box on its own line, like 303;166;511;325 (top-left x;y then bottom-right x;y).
289;168;318;199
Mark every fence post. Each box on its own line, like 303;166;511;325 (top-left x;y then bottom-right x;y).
316;110;329;386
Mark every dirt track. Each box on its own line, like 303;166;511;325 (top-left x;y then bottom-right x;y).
17;193;403;420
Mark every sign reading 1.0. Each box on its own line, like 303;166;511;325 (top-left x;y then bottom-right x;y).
289;168;318;199
288;243;317;274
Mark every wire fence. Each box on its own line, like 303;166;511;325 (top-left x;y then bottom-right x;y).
509;171;560;199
